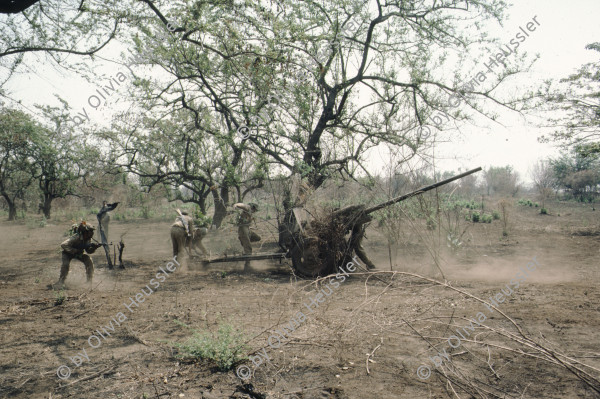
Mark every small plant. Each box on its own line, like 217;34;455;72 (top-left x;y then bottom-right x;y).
34;276;40;283
446;233;463;250
170;320;248;371
39;216;47;227
471;212;480;223
534;202;539;207
54;289;66;306
540;208;548;215
221;271;227;278
492;210;500;220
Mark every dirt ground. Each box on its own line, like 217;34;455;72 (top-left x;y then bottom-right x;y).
1;200;599;399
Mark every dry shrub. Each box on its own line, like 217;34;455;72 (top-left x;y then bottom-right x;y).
497;199;512;237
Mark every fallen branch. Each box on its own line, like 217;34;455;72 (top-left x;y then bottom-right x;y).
366;337;383;375
59;365;117;388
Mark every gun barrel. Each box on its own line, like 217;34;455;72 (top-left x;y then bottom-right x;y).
363;167;482;215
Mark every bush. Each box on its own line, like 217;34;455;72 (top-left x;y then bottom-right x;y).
492;210;500;220
481;214;493;223
517;199;534;207
471;212;480;223
534;202;539;207
540;208;548;215
170;320;248;371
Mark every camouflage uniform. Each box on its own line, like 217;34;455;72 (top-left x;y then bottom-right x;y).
171;213;194;259
56;224;100;287
233;203;258;255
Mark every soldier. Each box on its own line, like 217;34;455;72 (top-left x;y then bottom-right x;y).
191;227;209;258
233;202;260;271
53;222;102;289
171;210;194;259
233;202;260;255
350;223;376;270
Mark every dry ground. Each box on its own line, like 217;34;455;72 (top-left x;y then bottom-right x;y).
0;200;599;398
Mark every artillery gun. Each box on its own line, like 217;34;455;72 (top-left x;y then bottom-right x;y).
204;167;482;277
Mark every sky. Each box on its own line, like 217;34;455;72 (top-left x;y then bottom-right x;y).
427;0;600;182
2;0;599;185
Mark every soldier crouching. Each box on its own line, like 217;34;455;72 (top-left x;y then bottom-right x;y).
53;222;101;289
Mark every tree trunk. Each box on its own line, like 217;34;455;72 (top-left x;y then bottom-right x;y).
42;194;52;219
8;203;16;220
1;192;16;221
211;187;229;228
195;189;210;214
7;200;16;220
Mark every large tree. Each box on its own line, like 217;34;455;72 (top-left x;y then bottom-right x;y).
551;148;600;202
119;0;531;193
484;165;520;197
30;130;92;218
0;0;126;103
0;109;37;220
530;160;556;208
541;42;600;154
107;109;268;227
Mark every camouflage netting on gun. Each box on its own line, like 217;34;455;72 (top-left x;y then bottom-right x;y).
299;207;360;276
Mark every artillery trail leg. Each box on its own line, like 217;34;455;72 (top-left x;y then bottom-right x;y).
98;222;113;269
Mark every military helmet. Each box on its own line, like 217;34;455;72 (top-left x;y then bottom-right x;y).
77;221;95;235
